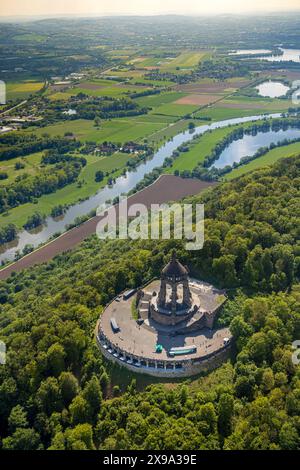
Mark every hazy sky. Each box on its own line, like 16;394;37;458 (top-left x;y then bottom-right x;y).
0;0;300;17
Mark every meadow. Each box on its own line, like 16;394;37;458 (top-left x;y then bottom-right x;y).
225;141;300;180
164;126;234;173
0;151;131;229
0;151;43;184
31;117;171;143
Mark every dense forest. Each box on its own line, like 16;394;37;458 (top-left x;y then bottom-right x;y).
0;155;299;449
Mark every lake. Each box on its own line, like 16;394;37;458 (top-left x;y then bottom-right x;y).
256;81;290;98
211;128;300;169
260;48;300;63
229;49;272;55
229;48;300;63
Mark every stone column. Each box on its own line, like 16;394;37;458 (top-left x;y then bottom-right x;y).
183;279;192;307
158;279;166;307
171;277;177;313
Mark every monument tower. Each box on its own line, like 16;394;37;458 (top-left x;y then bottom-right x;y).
151;251;200;325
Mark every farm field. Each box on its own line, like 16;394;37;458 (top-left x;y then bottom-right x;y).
135;92;186;108
0;175;214;279
226;141;300;180
159;51;211;71
6;80;44;101
128;77;175;87
126;50;210;71
193;107;274;121
30;117;172;143
47;77;155;100
174;78;250;94
174;94;222;106
151;102;199;117
219;95;291;111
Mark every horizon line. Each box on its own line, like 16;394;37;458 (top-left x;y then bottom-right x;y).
1;10;300;20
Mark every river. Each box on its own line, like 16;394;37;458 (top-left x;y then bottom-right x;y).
0;113;282;263
210;128;300;169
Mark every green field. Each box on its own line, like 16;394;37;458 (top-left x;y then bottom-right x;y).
226;141;300;180
30;117;172;143
193;107;274;121
165;126;233;173
71;84;147;98
220;95;291;112
127;50;210;72
160;51;210;71
12;33;46;42
148;119;199;146
129;77;174;87
6;80;44;101
135;92;185;108
0;151;43;184
0;151;132;229
151;102;199;117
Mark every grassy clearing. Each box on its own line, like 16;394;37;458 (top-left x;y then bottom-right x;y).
225;141;300;180
0;151;43;185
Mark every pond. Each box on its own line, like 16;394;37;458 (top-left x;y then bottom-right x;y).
0;113;282;263
256;81;290;98
63;109;77;116
210;128;300;170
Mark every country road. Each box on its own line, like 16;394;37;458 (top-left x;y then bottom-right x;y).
0;100;28;116
0;175;215;280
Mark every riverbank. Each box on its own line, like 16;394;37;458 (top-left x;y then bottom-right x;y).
0;175;215;280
